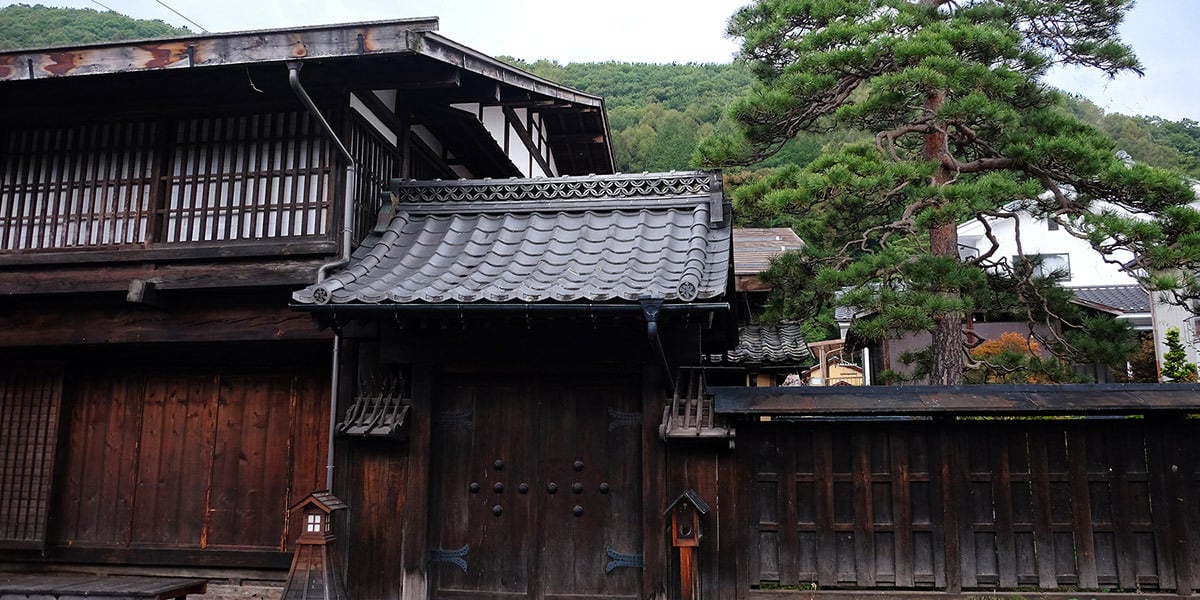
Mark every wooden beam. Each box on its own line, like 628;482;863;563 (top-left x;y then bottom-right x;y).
0;299;329;347
711;383;1200;416
0;259;328;295
547;133;607;145
352;88;408;139
126;279;164;308
503;106;553;176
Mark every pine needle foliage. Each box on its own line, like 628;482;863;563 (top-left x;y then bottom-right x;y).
701;0;1200;384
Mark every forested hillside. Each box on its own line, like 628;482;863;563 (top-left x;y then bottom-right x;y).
504;57;1200;187
0;4;189;50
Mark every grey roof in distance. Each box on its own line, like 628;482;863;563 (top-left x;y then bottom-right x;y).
1069;285;1151;314
734;228;804;275
294;172;730;305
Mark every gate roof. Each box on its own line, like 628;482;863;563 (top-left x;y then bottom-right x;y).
293;172;731;306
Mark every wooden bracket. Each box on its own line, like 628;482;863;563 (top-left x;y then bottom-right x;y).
126;279;165;308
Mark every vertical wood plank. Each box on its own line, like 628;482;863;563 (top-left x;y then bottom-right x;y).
939;422;962;593
1164;417;1195;595
891;429;914;588
852;430;876;587
1029;427;1059;590
642;365;667;600
994;430;1018;588
814;428;837;587
1105;423;1139;590
1067;428;1099;589
778;428;800;587
400;361;432;600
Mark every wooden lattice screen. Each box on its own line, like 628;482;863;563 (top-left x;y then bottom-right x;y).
0;366;64;549
162;112;332;243
0;121;157;250
747;419;1198;594
0;110;333;252
349;112;401;243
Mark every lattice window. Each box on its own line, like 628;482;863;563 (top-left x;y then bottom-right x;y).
0;109;335;253
161;111;332;243
0;121;156;250
0;366;64;549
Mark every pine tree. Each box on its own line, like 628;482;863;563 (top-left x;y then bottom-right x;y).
700;0;1200;384
1161;327;1199;383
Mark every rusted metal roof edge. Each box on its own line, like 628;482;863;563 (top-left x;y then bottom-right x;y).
0;18;438;82
711;383;1200;416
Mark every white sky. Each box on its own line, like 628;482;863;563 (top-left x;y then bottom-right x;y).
5;0;1197;121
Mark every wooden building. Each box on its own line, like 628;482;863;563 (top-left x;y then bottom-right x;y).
5;18;1200;600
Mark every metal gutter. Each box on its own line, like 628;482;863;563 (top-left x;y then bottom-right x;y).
286;60;356;282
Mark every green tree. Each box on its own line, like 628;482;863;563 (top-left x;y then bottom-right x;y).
1161;326;1199;382
700;0;1200;384
0;4;188;50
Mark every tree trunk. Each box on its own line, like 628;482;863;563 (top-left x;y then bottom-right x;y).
923;89;965;385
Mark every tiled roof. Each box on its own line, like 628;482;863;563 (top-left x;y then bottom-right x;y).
1069;285;1151;314
293;172;730;305
725;323;813;364
733;228;804;274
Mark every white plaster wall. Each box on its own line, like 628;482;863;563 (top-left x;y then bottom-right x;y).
957;210;1136;288
349;92;398;145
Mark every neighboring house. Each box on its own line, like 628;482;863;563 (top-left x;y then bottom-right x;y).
704;227;812;387
837;192;1194;382
957;194;1199;378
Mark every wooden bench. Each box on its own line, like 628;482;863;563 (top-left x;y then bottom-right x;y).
0;574;207;600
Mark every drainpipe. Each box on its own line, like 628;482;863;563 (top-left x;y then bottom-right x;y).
287;60;357;491
287;60;357;283
641;297;676;391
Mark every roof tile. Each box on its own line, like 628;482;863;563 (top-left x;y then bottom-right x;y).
295;172;730;305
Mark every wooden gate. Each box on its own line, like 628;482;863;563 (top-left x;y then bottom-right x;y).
429;374;643;600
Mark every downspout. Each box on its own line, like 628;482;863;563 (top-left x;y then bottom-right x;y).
641;297;676;391
287;60;357;491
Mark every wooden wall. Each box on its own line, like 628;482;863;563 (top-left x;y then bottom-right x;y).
6;355;333;567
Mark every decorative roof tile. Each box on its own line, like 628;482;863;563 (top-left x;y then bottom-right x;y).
294;172;730;305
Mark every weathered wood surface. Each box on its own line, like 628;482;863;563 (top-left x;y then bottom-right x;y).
426;373;642;600
46;358;329;561
741;418;1199;594
713;383;1200;416
0;367;62;549
0;574;206;599
0;294;330;347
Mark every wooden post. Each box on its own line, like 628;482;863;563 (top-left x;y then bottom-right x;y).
400;361;433;600
679;545;697;600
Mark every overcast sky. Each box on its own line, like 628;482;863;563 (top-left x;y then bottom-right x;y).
6;0;1197;121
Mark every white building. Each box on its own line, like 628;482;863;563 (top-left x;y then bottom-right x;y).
956;193;1199;379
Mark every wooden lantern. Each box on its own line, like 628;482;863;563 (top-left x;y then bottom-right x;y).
281;491;349;600
664;489;711;600
665;488;710;548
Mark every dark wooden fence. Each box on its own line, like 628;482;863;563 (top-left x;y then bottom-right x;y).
714;384;1200;598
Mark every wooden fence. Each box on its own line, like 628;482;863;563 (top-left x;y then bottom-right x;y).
716;384;1200;597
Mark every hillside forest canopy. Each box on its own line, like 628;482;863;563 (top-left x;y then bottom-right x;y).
5;3;1200;384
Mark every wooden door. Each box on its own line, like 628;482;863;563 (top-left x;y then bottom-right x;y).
429;374;643;600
